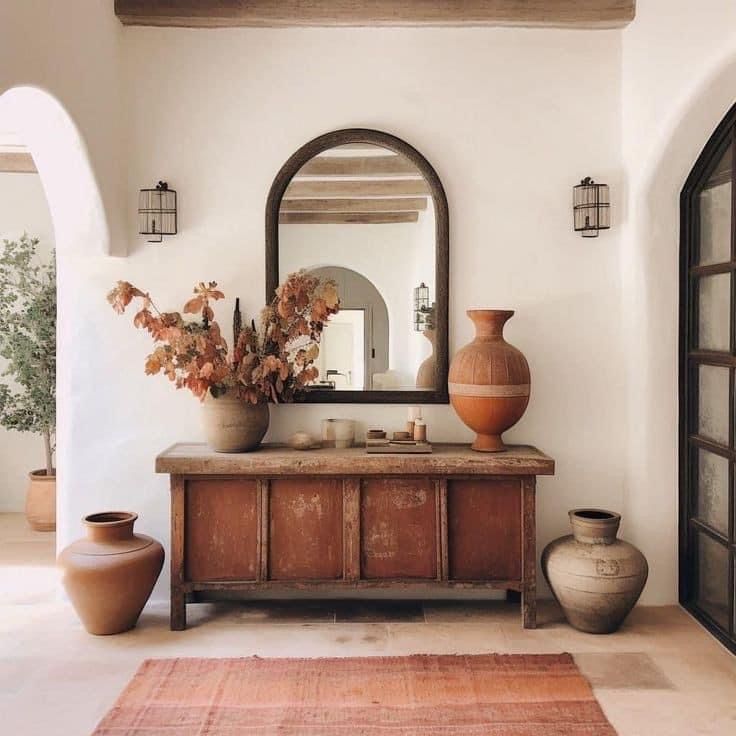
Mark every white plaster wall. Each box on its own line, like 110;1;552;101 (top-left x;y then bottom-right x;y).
621;1;736;604
109;26;623;601
0;171;55;510
1;5;634;603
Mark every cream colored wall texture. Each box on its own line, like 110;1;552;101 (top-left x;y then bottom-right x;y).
1;0;735;604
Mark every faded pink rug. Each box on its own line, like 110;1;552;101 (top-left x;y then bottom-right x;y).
93;654;616;735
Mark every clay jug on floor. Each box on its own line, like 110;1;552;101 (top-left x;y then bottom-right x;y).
59;512;164;635
542;509;648;634
25;470;56;531
448;309;530;452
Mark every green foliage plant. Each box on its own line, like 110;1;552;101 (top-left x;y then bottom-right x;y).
0;235;56;476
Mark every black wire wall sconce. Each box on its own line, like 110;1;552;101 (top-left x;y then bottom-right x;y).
573;177;610;238
139;181;177;243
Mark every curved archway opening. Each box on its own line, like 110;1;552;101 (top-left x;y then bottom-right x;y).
620;50;736;608
0;86;109;553
678;100;736;654
0;86;109;255
309;265;390;390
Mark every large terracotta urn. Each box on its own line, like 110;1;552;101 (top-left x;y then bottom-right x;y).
201;390;269;452
448;309;530;452
59;512;164;636
542;509;648;634
25;470;56;531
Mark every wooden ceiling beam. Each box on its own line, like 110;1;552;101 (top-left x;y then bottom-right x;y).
284;179;430;198
281;197;427;213
297;155;418;177
115;1;635;29
0;152;36;173
280;212;419;225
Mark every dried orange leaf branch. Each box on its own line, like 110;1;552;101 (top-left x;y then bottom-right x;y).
107;271;339;403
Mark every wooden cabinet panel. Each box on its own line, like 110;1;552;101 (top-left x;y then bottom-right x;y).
448;479;521;581
361;478;437;579
268;478;343;580
185;479;258;581
162;443;552;630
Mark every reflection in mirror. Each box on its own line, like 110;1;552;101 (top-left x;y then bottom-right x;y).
278;143;436;392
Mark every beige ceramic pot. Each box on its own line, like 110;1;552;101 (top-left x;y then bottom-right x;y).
25;470;56;532
201;390;269;452
448;309;530;452
542;509;648;634
416;329;436;389
59;512;164;636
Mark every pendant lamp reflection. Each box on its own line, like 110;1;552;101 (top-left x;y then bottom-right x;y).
138;181;177;243
573;177;610;238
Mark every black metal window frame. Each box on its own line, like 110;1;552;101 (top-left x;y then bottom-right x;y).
679;101;736;655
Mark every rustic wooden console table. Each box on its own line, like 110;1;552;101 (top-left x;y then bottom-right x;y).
156;443;554;630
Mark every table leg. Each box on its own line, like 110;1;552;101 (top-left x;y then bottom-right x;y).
171;588;187;631
522;583;537;629
522;477;537;629
170;474;186;631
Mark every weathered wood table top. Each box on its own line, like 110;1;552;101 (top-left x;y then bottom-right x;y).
156;442;555;477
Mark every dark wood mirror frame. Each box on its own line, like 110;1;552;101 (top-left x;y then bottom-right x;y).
265;128;449;404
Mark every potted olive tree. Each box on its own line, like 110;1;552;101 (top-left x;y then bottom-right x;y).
0;235;56;531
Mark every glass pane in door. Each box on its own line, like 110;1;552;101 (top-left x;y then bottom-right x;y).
696;449;729;536
696;533;730;630
698;364;730;444
698;274;731;351
698;143;732;265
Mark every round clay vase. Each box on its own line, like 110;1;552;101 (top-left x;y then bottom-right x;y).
201;390;269;452
542;509;648;634
448;309;530;452
416;329;437;389
59;512;164;635
25;470;56;532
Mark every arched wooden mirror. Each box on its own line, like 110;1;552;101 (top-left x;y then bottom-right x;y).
266;129;449;404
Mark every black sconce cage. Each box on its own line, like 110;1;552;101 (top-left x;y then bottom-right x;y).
139;181;177;243
413;282;431;332
573;177;610;238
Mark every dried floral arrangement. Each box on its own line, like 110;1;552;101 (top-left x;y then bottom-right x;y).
107;271;339;403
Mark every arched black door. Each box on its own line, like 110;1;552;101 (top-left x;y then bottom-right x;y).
680;103;736;654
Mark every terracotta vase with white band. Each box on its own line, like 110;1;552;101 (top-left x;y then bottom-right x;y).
448;309;530;452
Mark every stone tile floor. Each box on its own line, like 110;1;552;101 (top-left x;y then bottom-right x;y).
1;513;735;735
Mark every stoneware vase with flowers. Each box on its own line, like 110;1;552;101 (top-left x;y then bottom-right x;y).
108;271;339;452
448;309;530;452
59;512;164;636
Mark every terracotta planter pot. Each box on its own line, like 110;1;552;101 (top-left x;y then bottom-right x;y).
448;309;530;452
542;509;648;634
25;470;56;532
416;329;436;389
201;391;269;452
59;512;164;636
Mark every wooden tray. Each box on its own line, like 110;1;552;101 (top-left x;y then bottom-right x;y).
366;442;433;454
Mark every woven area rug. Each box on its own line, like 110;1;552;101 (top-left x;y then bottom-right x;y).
92;654;616;735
